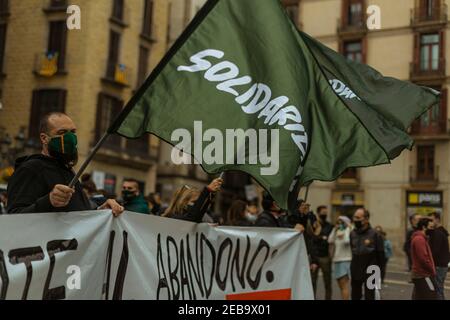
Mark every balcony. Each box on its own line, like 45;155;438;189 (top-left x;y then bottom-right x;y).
409;165;439;187
410;103;449;140
43;0;68;13
337;15;368;38
410;58;446;82
411;3;448;29
102;63;131;88
336;168;360;188
34;52;64;77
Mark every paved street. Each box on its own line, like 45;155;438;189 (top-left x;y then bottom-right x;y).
315;259;450;300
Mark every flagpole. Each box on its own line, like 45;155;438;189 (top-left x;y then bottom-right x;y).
304;185;310;202
68;132;110;188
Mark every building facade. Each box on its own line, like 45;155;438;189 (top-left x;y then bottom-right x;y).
0;0;170;196
294;0;449;255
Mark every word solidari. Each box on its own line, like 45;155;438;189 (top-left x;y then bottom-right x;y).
177;49;308;161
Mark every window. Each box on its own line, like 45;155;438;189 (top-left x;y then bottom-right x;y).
50;0;67;8
29;89;67;140
417;145;435;180
414;87;447;134
126;136;149;157
348;1;363;25
420;33;439;71
343;40;363;63
112;0;124;21
0;23;6;74
425;0;436;17
142;0;153;37
137;46;149;87
96;94;123;149
48;21;67;71
106;30;121;79
0;0;9;15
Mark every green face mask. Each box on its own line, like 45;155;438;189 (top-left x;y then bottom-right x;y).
47;132;78;167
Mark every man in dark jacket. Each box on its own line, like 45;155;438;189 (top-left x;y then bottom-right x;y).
411;217;438;300
255;192;285;228
350;208;385;300
121;178;149;214
427;212;450;300
311;205;333;300
7;112;123;216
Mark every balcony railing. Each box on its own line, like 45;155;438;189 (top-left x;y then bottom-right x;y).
34;52;59;77
411;3;448;27
410;119;448;136
337;15;368;35
410;57;446;80
409;165;439;185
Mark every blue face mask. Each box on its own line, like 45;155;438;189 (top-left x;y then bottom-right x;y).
338;223;346;231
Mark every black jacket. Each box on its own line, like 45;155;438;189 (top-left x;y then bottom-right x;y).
280;212;319;265
428;226;450;268
350;224;385;280
170;187;213;223
7;154;93;213
313;220;333;257
254;211;282;228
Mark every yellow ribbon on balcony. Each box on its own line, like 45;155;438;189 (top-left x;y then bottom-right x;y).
115;64;127;84
39;52;59;77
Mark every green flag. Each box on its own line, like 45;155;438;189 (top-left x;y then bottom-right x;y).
110;0;439;211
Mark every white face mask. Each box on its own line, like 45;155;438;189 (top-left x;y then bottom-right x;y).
246;212;258;222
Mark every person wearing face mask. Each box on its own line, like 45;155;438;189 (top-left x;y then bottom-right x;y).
404;214;421;272
121;178;149;214
426;212;449;300
310;205;334;300
349;208;385;300
6;112;124;216
225;199;254;226
328;216;352;300
410;217;438;300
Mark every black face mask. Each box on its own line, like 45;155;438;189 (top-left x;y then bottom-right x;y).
426;229;434;236
122;190;137;202
354;220;363;229
47;132;79;168
319;214;327;221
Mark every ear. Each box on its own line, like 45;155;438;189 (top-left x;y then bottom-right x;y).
40;132;48;145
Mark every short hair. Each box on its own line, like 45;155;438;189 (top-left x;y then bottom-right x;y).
428;212;441;220
317;205;327;214
417;217;432;230
356;207;370;219
39;112;68;134
123;178;140;190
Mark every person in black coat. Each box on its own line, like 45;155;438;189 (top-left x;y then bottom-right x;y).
254;192;285;228
163;178;223;223
7;112;123;216
427;211;450;300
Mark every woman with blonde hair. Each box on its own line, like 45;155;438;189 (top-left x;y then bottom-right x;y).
163;178;223;223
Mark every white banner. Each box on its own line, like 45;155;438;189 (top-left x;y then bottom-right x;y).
0;211;313;300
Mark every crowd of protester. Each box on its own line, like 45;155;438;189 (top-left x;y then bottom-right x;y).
2;112;448;301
